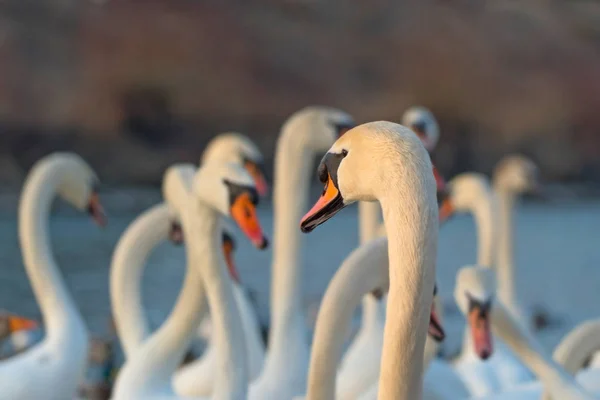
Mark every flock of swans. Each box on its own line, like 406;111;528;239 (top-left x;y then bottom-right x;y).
0;105;599;400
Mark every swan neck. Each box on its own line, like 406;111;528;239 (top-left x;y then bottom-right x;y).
306;238;389;400
18;164;84;339
495;189;519;312
376;185;437;400
473;194;496;268
123;204;215;390
109;203;171;357
268;126;312;356
492;302;579;393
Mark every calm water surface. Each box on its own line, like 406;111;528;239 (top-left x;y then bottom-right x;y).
1;200;599;352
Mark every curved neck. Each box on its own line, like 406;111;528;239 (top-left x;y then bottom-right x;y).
109;203;171;358
551;319;600;374
494;188;520;315
18;164;85;340
358;201;386;327
377;176;437;400
492;302;593;399
473;194;496;268
121;204;216;393
306;238;390;400
268;125;313;356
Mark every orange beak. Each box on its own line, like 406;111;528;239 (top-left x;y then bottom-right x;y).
244;161;268;197
223;240;240;283
438;196;454;223
87;191;107;227
469;307;493;360
300;174;345;233
8;315;38;333
428;301;445;342
230;192;268;249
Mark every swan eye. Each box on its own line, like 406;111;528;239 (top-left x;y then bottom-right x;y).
341;149;348;157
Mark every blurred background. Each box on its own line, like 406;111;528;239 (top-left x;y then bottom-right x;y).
1;0;600;382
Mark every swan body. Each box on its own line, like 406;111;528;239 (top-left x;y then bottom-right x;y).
112;162;268;400
300;121;439;400
0;153;104;400
338;107;441;399
250;106;355;400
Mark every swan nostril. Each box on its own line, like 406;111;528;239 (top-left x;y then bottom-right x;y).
480;350;491;360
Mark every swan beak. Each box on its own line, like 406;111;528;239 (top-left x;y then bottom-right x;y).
169;221;184;245
428;301;446;342
300;174;345;233
231;193;268;250
469;303;494;360
8;316;38;333
223;240;240;283
438;196;454;223
245;161;269;197
87;191;107;227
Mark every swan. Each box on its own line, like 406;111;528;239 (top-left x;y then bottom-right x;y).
450;266;596;400
291;237;445;400
0;153;106;400
493;155;540;329
111;162;268;400
444;173;534;394
110;132;267;396
249;106;355;400
300;121;439;399
338;107;443;400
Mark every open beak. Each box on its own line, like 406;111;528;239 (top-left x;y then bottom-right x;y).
469;305;493;360
300;174;345;233
245;161;269;197
169;221;184;245
8;315;38;333
231;193;268;250
223;240;240;283
428;301;446;342
87;191;107;227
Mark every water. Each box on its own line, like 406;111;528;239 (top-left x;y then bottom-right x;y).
1;200;599;354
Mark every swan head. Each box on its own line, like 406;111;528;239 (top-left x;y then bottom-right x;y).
493;154;539;194
300;121;439;232
441;173;493;220
48;153;106;226
193;161;268;249
284;106;355;152
401;106;439;152
0;311;38;339
455;265;496;360
201;132;268;196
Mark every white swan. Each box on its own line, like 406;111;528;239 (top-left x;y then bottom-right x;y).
110;132;267;397
300;121;439;399
338;107;442;400
249;106;355;400
0;153;106;400
451;266;596;400
444;173;534;395
111;162;268;400
493;155;539;328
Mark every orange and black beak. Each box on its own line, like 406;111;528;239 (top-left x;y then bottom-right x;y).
222;232;240;283
230;192;268;250
468;296;494;360
169;221;184;245
428;285;445;342
8;315;38;333
300;172;345;233
244;160;268;197
87;190;107;227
